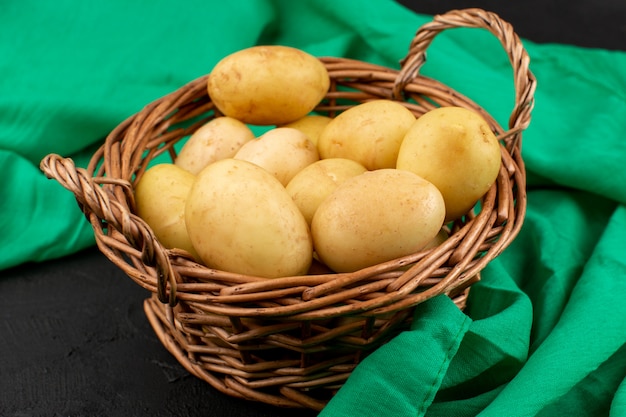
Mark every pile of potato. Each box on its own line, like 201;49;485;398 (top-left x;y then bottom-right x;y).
134;45;502;278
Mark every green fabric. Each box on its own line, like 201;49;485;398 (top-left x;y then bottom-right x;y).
2;1;625;416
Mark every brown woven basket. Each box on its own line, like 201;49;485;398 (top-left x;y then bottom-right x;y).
40;8;535;411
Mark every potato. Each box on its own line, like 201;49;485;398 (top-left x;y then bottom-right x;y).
397;228;450;271
175;116;255;175
134;163;199;260
311;169;445;273
207;45;330;125
317;100;416;170
286;158;367;225
280;115;333;147
185;158;312;278
396;106;502;221
234;127;319;186
424;228;450;250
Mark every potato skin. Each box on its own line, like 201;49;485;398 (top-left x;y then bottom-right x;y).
286;158;367;225
280;115;332;147
207;45;330;125
311;169;445;273
396;106;502;221
134;163;199;260
185;158;312;278
175;117;255;175
317;100;416;170
233;127;319;186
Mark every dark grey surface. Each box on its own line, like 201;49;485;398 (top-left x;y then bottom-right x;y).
1;247;312;417
398;0;626;51
2;2;624;417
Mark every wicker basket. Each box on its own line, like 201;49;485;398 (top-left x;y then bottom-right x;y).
40;8;535;411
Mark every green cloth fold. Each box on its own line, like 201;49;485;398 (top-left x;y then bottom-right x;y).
2;1;625;416
322;295;473;417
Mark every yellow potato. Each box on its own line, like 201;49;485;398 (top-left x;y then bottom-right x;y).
396;106;502;221
317;100;416;170
280;115;332;147
134;163;199;260
424;228;450;250
234;127;319;186
398;228;450;271
311;169;445;273
286;158;367;225
175;116;255;175
207;45;330;125
185;158;312;278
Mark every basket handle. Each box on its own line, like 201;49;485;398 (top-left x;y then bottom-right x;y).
393;8;536;145
40;154;179;306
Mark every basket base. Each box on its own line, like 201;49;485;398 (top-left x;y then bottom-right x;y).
142;288;470;411
143;296;342;410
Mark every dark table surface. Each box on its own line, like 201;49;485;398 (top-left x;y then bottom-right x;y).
2;2;624;417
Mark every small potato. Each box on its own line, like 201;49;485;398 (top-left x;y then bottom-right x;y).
185;159;312;278
134;163;199;260
234;127;319;186
280;115;333;147
317;100;416;170
175;116;255;175
312;169;445;273
286;158;367;225
396;106;502;221
207;45;330;125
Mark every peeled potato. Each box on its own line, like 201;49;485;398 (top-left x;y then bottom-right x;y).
134;163;199;260
286;158;367;225
317;100;416;170
185;158;312;278
207;45;330;125
280;115;333;147
175;116;255;175
311;169;445;273
396;106;502;221
234;127;319;186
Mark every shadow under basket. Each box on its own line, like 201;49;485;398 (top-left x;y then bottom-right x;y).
40;8;535;412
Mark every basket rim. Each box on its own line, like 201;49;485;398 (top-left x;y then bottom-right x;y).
40;56;528;316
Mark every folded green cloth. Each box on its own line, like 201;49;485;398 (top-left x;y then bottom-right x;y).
2;1;625;416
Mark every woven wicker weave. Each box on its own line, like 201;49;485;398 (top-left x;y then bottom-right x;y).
40;8;535;411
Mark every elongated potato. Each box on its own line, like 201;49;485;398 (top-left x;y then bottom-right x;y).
317;100;416;170
207;45;330;125
185;158;312;278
